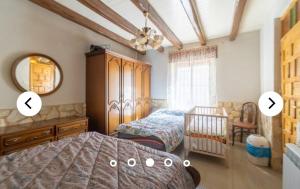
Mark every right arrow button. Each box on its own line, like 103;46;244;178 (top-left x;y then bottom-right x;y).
258;91;283;117
268;97;275;109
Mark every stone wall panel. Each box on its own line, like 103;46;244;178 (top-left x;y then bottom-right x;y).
0;103;85;127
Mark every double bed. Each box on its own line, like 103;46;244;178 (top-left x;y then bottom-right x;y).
0;132;197;189
117;109;185;152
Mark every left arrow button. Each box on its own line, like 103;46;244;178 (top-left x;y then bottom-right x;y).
25;97;32;109
17;92;42;116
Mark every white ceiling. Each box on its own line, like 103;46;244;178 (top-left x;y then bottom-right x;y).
55;0;272;47
196;0;235;39
148;0;198;44
239;0;275;33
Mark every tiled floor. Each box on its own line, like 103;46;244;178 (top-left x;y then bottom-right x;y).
173;143;282;189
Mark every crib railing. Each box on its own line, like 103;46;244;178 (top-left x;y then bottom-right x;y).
184;106;229;159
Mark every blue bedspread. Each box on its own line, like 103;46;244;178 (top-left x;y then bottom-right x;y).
118;109;184;152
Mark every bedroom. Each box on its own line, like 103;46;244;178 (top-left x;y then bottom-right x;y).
0;0;299;189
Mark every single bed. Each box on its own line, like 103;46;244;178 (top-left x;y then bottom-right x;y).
117;109;185;152
0;132;197;189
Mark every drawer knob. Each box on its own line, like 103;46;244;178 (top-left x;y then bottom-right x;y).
42;131;50;135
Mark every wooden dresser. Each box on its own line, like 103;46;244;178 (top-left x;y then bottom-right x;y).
0;116;88;155
86;48;151;135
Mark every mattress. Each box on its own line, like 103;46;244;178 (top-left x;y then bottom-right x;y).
118;109;184;152
0;132;195;189
185;117;227;143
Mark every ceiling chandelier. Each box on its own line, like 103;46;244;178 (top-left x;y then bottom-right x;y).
129;11;164;51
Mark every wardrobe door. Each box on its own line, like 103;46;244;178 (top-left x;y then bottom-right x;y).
143;65;151;117
122;60;134;123
134;63;143;120
107;54;122;135
282;22;300;146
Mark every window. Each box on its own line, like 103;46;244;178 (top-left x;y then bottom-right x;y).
168;46;217;110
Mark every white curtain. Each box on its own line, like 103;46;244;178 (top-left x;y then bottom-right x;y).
168;46;217;110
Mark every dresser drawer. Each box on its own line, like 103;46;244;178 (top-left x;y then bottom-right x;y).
57;132;83;140
2;137;54;155
56;120;87;136
3;127;54;147
0;117;88;156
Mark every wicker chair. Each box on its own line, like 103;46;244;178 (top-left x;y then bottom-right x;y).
232;102;258;145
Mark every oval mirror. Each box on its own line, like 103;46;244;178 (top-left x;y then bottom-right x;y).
11;54;63;96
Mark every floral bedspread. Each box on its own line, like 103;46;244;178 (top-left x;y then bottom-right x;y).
118;109;185;152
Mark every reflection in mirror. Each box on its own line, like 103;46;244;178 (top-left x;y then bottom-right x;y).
12;54;63;95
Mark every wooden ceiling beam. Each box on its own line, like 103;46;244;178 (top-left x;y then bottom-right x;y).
229;0;247;41
78;0;138;35
29;0;145;54
180;0;206;45
131;0;183;49
78;0;164;53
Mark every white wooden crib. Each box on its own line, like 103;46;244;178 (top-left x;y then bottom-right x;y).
184;106;229;161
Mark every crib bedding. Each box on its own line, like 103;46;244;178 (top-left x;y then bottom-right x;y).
185;117;227;136
0;132;195;189
185;118;227;143
118;109;185;152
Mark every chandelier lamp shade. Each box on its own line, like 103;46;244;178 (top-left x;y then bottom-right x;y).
129;11;164;51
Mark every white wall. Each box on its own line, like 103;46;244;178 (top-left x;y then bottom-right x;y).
259;0;291;141
212;31;260;102
259;0;292;170
0;0;137;109
139;31;261;103
260;0;291;93
139;50;169;99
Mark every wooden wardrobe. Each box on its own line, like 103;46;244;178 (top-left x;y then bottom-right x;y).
86;48;151;135
281;0;300;147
